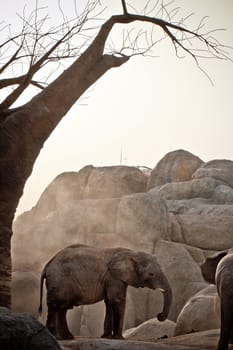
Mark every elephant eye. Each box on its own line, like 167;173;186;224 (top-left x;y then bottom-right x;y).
148;272;154;277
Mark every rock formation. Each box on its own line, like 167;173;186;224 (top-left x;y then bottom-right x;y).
0;307;61;350
12;149;233;340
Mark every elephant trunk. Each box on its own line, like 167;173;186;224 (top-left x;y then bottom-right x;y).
156;274;172;322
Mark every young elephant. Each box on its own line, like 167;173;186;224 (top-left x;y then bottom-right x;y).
201;248;233;350
39;244;172;340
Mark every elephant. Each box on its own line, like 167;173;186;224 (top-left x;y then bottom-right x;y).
38;244;172;340
201;248;233;350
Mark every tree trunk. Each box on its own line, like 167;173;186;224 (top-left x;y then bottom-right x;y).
0;16;129;307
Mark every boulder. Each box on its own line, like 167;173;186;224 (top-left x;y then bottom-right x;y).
170;214;233;250
124;287;164;331
29;165;147;217
147;150;203;190
192;159;233;188
167;200;233;216
154;240;206;321
35;166;94;215
153;177;222;201
84;166;147;199
174;285;220;336
0;307;61;350
213;184;233;204
124;318;175;341
67;302;105;337
157;329;220;349
116;192;169;251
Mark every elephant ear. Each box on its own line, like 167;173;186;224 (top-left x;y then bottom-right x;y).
201;249;228;284
108;250;140;287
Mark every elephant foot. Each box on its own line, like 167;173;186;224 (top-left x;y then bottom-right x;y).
56;332;74;340
101;333;124;340
217;338;229;350
101;333;112;339
112;334;125;340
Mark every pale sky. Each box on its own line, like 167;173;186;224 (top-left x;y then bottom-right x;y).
1;0;233;216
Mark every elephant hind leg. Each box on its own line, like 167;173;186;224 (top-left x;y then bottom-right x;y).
230;328;233;344
217;302;233;350
46;304;58;337
57;308;74;340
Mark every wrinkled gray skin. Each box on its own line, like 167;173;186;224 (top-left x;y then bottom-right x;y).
39;244;172;340
201;248;233;350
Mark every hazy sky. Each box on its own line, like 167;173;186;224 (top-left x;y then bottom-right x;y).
1;0;233;216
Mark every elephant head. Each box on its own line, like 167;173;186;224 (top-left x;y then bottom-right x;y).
201;250;228;284
108;250;172;321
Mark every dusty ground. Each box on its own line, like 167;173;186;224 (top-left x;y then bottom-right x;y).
59;329;233;350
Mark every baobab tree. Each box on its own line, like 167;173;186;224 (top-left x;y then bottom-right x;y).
0;0;231;308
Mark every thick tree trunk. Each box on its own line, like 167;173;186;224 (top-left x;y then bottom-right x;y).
0;16;129;307
0;227;12;307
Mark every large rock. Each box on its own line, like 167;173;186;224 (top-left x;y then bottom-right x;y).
124;318;175;341
0;307;61;350
32;165;147;216
170;214;233;250
167;200;233;216
174;285;220;336
157;328;220;349
35;166;94;215
147;150;203;190
67;302;105;337
84;166;147;199
116;192;169;251
192;159;233;188
154;240;206;321
153;177;222;201
213;184;233;204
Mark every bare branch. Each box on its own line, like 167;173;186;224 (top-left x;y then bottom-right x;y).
121;0;128;14
0;0;232;109
0;0;101;108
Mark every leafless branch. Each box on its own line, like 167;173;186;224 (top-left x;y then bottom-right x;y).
0;0;232;109
103;1;232;84
0;0;101;109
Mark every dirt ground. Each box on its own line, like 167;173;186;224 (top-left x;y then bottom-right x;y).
60;329;233;350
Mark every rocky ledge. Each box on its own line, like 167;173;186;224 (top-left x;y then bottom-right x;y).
60;329;223;350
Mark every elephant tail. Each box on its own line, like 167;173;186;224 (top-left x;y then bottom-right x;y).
38;268;46;315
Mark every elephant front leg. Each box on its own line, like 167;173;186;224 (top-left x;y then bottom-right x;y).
101;299;113;338
112;298;126;339
106;280;127;339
